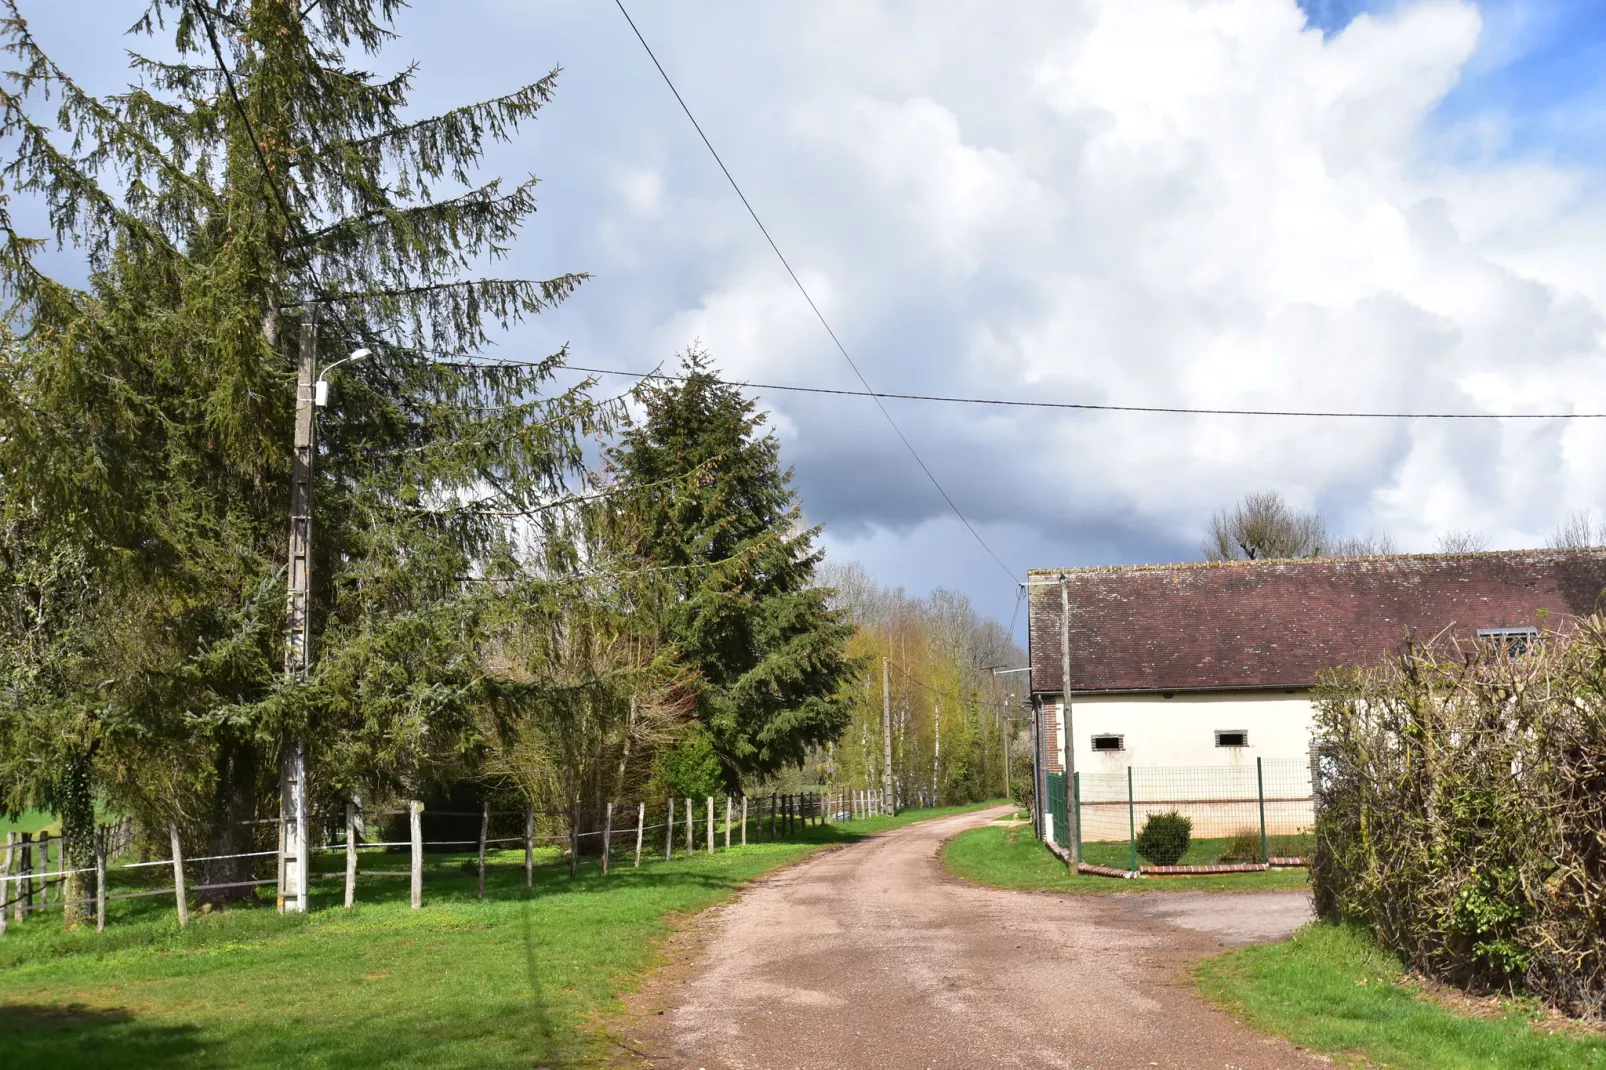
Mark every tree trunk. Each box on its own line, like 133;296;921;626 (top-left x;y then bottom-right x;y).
199;738;262;907
58;751;96;929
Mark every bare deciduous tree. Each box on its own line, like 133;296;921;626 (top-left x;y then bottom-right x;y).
1435;529;1489;554
1548;510;1603;550
1203;491;1329;561
1330;533;1398;557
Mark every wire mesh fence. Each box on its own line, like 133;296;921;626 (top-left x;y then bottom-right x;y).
1045;757;1315;875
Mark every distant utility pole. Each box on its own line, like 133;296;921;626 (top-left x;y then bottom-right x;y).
986;667;1030;805
1001;695;1011;800
1060;576;1081;865
280;304;317;913
881;658;894;814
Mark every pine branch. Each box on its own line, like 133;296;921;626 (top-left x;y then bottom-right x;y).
339;70;559;195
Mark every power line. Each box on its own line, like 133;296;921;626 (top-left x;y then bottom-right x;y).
450;357;1606;420
555;363;1603;421
886;660;1023;712
610;0;1019;585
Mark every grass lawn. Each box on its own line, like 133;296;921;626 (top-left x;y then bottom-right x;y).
1196;923;1606;1068
0;801;1002;1069
1079;832;1314;870
943;822;1311;893
1;810;59;837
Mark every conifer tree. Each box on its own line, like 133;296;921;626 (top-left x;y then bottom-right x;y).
0;0;615;915
610;350;856;785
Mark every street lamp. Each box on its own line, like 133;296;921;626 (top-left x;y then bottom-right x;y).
313;347;370;407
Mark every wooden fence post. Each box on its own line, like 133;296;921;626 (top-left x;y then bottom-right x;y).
275;812;287;914
601;802;614;877
634;802;645;868
569;799;579;879
665;798;674;861
684;798;692;856
769;793;777;840
18;832;33;914
705;797;714;854
39;831;50;907
95;827;106;932
168;823;188;928
724;796;732;849
0;831;12;933
477;802;489;899
524;803;534;889
741;796;748;846
345;803;358;910
409;800;423;910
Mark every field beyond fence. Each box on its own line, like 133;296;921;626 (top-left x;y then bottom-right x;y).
0;788;893;935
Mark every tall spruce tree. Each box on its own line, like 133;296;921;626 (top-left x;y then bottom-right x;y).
0;0;614;918
610;350;855;785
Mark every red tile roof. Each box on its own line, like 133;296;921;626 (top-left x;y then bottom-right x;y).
1028;550;1606;693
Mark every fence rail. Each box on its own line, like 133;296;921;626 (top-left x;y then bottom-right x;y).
0;787;896;935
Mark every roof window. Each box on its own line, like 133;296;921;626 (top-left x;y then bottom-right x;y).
1477;627;1538;657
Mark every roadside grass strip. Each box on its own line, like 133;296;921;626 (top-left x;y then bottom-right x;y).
941;822;1311;894
0;803;1001;1069
1195;923;1606;1069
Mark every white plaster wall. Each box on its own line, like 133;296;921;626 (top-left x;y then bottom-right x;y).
1057;690;1314;772
1040;690;1318;841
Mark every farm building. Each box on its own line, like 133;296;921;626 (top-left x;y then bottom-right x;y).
1026;549;1606;851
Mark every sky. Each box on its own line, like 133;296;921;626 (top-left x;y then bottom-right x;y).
17;0;1606;638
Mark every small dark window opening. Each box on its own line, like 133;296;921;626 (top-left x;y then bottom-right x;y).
1478;627;1538;658
1091;734;1124;753
1215;730;1248;748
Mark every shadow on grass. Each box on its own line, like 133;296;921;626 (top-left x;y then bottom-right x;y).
0;1003;205;1068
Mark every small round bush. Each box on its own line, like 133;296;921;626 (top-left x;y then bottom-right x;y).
1135;810;1192;866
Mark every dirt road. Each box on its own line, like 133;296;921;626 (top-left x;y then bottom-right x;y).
637;806;1321;1069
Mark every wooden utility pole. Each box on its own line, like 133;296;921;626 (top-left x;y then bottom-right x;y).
1060;576;1081;864
1000;702;1010;800
881;658;894;814
280;304;317;914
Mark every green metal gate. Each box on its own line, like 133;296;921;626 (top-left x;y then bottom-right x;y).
1046;772;1069;848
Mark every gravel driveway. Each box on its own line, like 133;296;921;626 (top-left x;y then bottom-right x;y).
633;806;1321;1069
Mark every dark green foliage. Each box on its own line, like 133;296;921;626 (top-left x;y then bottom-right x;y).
609;350;856;785
650;725;725;801
1136;810;1192;866
0;0;635;904
1312;620;1606;1017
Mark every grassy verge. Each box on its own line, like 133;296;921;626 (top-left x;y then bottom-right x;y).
1197;923;1606;1068
0;802;998;1069
942;822;1311;894
1079;832;1313;870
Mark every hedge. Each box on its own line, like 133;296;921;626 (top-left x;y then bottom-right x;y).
1311;616;1606;1018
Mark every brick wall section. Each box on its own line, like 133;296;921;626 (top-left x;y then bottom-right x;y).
1042;698;1062;774
1028;550;1606;694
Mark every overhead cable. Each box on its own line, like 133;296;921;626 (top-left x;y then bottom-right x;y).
551;363;1602;421
609;0;1019;585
